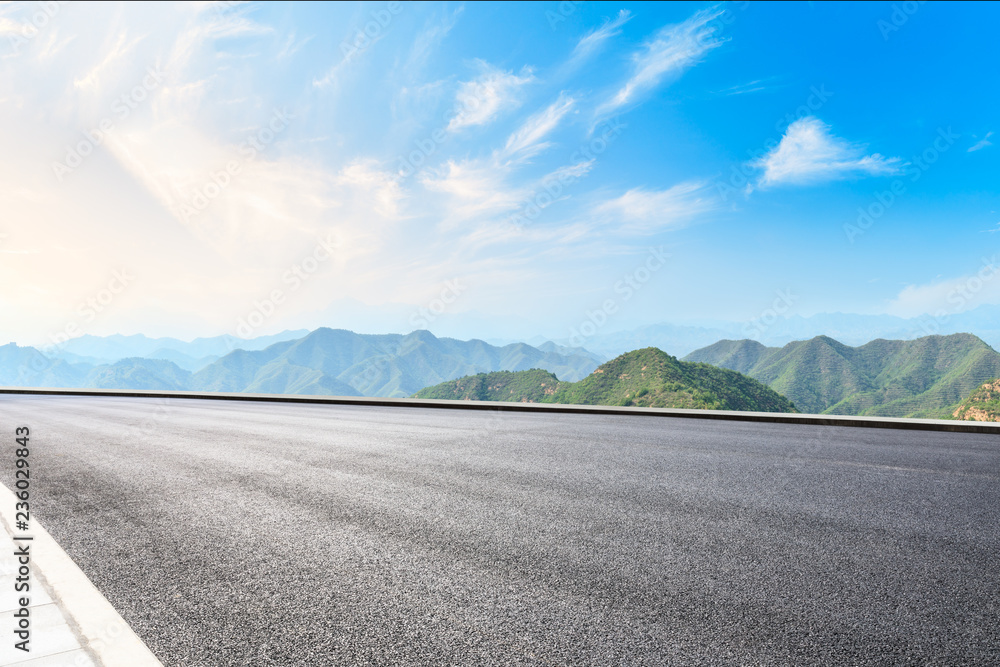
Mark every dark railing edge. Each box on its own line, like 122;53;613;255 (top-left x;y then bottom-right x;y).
2;387;998;434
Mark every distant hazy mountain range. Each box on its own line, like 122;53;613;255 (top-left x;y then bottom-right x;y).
683;333;1000;418
414;348;796;413
42;329;310;371
555;306;1000;359
5;327;999;420
1;329;601;398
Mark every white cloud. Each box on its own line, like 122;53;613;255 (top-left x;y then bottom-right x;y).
500;93;575;161
418;155;599;261
567;10;631;68
404;7;463;75
752;117;904;188
715;77;782;97
595;7;726;120
0;1;734;343
36;28;75;60
420;158;524;225
166;6;271;81
968;131;993;152
547;159;595;184
311;4;390;89
447;60;533;132
0;2;418;343
419;149;594;235
276;31;312;60
0;17;23;37
337;159;403;219
885;257;1000;318
595;182;717;233
73;31;146;90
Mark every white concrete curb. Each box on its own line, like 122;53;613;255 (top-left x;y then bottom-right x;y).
0;483;162;667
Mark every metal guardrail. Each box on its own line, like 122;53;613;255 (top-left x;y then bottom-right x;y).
1;387;998;434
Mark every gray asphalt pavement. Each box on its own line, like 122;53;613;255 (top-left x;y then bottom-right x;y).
2;395;999;666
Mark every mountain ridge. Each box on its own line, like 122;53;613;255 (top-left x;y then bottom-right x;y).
415;347;797;413
683;333;1000;418
552;306;1000;359
0;328;601;398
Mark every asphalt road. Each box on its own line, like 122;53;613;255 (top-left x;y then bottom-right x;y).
2;395;999;666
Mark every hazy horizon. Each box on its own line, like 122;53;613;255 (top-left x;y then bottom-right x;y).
10;301;1000;363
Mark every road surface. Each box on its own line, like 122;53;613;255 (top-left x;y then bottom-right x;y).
2;394;998;666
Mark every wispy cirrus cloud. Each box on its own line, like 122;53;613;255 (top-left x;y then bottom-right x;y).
447;60;533;132
885;260;1000;318
751;116;904;188
714;76;783;97
337;159;404;219
419;143;593;235
968;130;993;152
0;17;25;37
36;28;76;60
566;9;631;69
595;181;717;234
404;6;463;76
276;31;313;60
594;7;726;123
420;157;526;226
73;31;146;90
167;4;272;77
499;92;575;162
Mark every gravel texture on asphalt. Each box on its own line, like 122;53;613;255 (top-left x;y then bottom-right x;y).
1;394;998;666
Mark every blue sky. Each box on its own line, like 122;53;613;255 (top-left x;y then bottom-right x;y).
1;0;998;345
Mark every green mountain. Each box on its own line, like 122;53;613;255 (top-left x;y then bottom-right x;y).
951;379;1000;422
84;357;191;391
50;330;310;362
414;368;567;402
191;345;362;396
683;333;1000;418
188;328;600;397
0;329;601;398
414;347;797;413
0;343;88;388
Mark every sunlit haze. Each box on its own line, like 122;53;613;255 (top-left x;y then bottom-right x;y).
2;1;998;347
